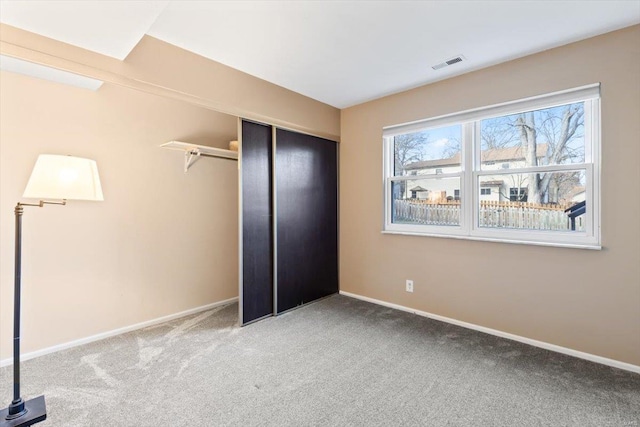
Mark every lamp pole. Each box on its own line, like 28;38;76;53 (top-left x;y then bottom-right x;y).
0;202;63;427
8;203;27;419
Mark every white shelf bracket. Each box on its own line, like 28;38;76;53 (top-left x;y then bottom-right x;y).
184;149;201;173
160;141;238;173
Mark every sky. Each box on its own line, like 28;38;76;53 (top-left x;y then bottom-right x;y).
406;124;461;161
397;102;585;164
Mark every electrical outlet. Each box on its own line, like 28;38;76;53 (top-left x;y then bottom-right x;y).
406;280;414;293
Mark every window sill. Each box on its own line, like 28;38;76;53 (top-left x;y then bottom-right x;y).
381;230;602;250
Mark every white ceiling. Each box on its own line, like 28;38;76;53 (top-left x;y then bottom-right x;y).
1;1;639;108
0;0;168;59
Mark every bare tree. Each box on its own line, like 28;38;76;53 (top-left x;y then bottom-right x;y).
441;134;462;159
514;104;584;203
394;132;428;175
481;116;516;150
393;132;429;198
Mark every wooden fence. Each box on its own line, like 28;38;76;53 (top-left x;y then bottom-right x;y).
393;200;585;231
394;200;461;226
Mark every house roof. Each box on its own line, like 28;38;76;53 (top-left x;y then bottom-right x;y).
567;186;586;199
405;153;462;170
481;180;504;186
405;144;548;170
409;186;428;192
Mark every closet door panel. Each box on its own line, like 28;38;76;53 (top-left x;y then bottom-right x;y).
275;129;338;313
241;120;273;324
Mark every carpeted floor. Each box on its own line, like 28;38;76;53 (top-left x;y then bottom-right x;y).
1;295;639;426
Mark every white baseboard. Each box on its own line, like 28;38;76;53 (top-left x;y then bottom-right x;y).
340;291;640;374
0;297;238;368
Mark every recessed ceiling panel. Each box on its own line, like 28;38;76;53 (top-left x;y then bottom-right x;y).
0;55;103;90
0;0;169;59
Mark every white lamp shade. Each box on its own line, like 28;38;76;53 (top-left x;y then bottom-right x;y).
23;154;104;201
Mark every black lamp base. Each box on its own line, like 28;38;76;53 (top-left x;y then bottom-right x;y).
0;396;46;427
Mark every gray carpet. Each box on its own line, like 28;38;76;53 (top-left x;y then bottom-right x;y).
1;295;638;426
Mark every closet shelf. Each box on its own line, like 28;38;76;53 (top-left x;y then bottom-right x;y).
160;140;238;173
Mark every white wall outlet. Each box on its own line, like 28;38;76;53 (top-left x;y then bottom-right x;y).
406;280;414;293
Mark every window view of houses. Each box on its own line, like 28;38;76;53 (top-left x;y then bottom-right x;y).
391;102;587;232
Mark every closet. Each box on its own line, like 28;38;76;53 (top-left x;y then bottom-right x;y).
240;120;338;325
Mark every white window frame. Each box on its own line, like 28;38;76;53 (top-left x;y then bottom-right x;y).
382;84;601;250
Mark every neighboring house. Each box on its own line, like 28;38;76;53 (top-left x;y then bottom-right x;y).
570;186;586;203
408;185;429;199
401;144;580;203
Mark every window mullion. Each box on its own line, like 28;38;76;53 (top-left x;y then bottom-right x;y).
592;98;601;245
584;99;593;164
383;138;392;229
476;163;589;176
462;121;475;233
390;173;461;182
585;164;595;239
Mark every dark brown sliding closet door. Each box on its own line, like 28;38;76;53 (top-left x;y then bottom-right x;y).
241;121;273;325
275;129;338;313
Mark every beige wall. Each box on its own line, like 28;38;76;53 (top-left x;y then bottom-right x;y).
340;25;640;365
0;72;239;359
0;25;340;361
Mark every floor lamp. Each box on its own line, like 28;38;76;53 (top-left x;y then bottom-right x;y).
0;154;103;427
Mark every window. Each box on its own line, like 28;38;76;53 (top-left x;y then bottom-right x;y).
383;84;600;249
509;187;527;202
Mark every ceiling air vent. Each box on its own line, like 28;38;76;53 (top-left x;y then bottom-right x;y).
432;55;465;70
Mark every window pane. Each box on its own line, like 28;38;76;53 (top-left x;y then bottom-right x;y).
393;124;462;176
480;102;585;170
391;178;461;226
478;171;586;231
